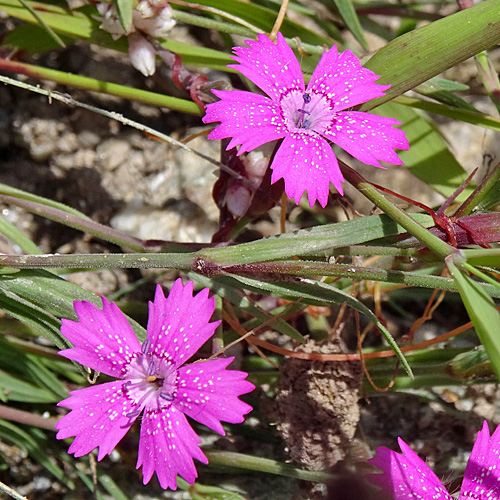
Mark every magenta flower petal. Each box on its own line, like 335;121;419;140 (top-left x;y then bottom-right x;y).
145;281;220;366
137;406;207;489
229;32;304;101
176;357;254;435
60;299;141;378
459;421;500;499
55;381;139;460
203;90;286;154
307;46;389;111
270;132;345;207
368;438;452;500
368;422;500;500
323;112;409;167
57;281;253;489
203;33;408;206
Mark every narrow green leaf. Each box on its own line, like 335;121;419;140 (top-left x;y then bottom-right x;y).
0;183;90;220
201;213;433;264
189;273;306;343
0;336;68;400
0;286;64;348
0;214;41;254
475;50;500;113
330;0;368;49
0;371;56;402
361;0;500;111
448;261;500;379
414;80;479;112
173;0;332;46
3;23;72;54
205;450;331;482
16;0;66;47
0;421;72;487
98;473;130;500
0;269;147;341
116;0;133;33
394;95;500;132
224;275;412;377
462;248;500;268
190;482;248;500
375;102;473;199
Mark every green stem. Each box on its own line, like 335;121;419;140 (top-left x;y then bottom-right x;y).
0;194;146;252
204;451;331;482
339;161;455;259
0;58;202;115
364;346;496;390
0;253;196;269
172;6;261;37
461;247;500;267
393;95;500;131
3;253;500;298
454;160;500;217
0;74;246;181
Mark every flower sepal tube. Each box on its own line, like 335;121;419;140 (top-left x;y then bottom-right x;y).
203;33;409;207
55;280;254;490
368;420;500;499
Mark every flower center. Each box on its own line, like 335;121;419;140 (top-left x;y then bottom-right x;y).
122;342;179;417
280;89;335;134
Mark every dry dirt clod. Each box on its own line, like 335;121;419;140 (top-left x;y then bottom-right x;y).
265;339;363;471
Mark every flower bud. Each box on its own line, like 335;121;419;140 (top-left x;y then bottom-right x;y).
128;33;156;76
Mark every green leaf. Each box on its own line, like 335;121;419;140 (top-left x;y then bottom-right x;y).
0;420;72;487
0;286;64;348
415;80;478;112
0;371;56;402
201;213;433;264
0;336;68;400
173;0;332;46
189;273;306;343
375;102;473;199
116;0;133;33
190;483;249;500
330;0;368;49
394;95;500;132
3;23;72;54
0;214;41;254
0;269;147;342
448;261;500;379
361;0;500;111
223;275;413;377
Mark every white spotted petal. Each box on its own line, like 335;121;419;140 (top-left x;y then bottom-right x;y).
368;421;500;500
176;357;254;435
55;381;140;460
204;90;286;155
459;421;500;500
145;280;220;366
323;111;407;168
60;298;141;378
203;33;409;207
229;32;304;101
270;132;344;207
307;46;389;112
56;280;254;490
368;438;452;500
137;406;207;490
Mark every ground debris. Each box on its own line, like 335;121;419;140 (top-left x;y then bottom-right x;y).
265;339;363;471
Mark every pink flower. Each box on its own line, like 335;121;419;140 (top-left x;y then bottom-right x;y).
368;421;500;499
203;33;409;207
55;280;254;489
